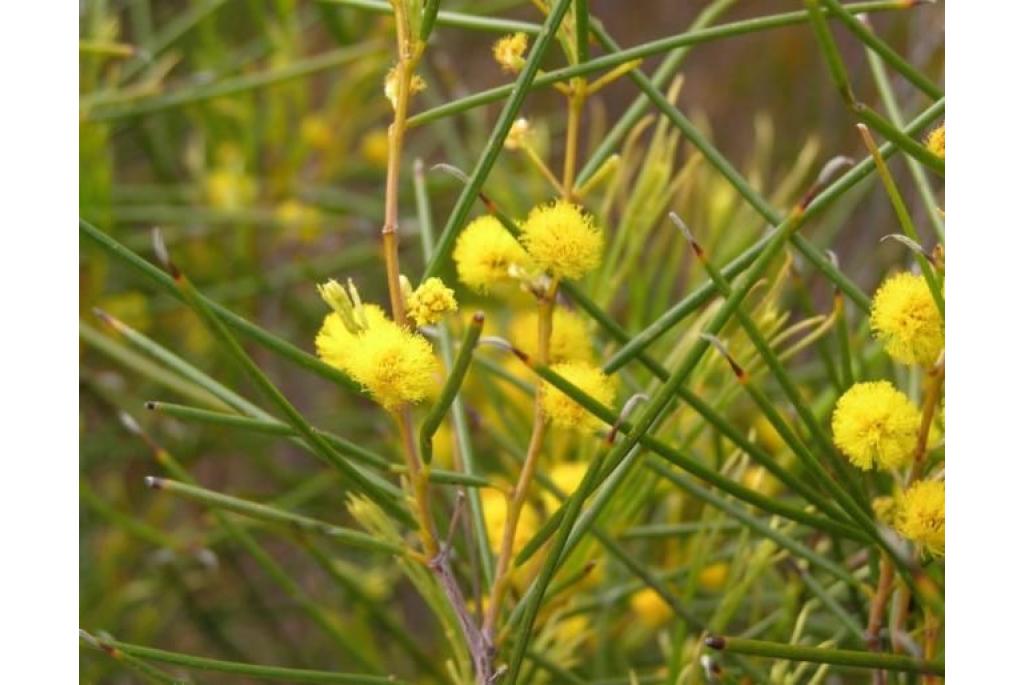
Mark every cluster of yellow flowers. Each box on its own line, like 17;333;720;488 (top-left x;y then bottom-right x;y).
314;278;456;411
453;200;613;430
831;268;944;555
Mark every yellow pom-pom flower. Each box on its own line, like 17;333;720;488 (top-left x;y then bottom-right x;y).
926;124;945;159
896;480;944;556
405;277;457;327
453;215;530;292
316;297;439;411
493;32;528;73
832;381;920;470
509;307;593;364
520;200;603;280
341;318;440;411
630;588;672;629
870;272;944;366
315;304;389;370
542;361;615;431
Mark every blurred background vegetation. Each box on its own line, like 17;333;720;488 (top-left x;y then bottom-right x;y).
80;1;944;682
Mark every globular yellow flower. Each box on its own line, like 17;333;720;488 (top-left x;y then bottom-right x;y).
541;361;615;431
493;32;528;73
832;381;920;470
453;215;531;292
697;562;730;591
541;461;589;513
870;272;944;366
340;318;440;411
896;480;944;556
926;124;945;159
315;304;388;370
480;488;539;554
316;287;438;411
509;307;593;364
405;277;458;327
520;200;603;280
630;588;673;629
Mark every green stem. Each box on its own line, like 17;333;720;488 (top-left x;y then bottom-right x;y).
520;361;869;545
834;291;855;390
81;631;187;685
864;22;944;241
408;2;908;130
145;476;402;553
88;43;381;119
820;0;942;100
80;218;363;395
573;0;590;63
414;156;495;587
420;313;484;464
856;123;945;315
140;430;379;671
147;401;489;488
705;635;944;675
105;639;414;684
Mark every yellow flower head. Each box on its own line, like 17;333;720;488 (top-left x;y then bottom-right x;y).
509;307;593;364
315;304;389;370
831;381;920;470
481;487;539;554
542;361;615;431
630;588;672;629
870;273;943;366
896;480;944;556
316;288;439;411
405;277;458;327
926;124;945;159
520;200;603;280
493;32;528;73
453;215;531;292
341;318;440;411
